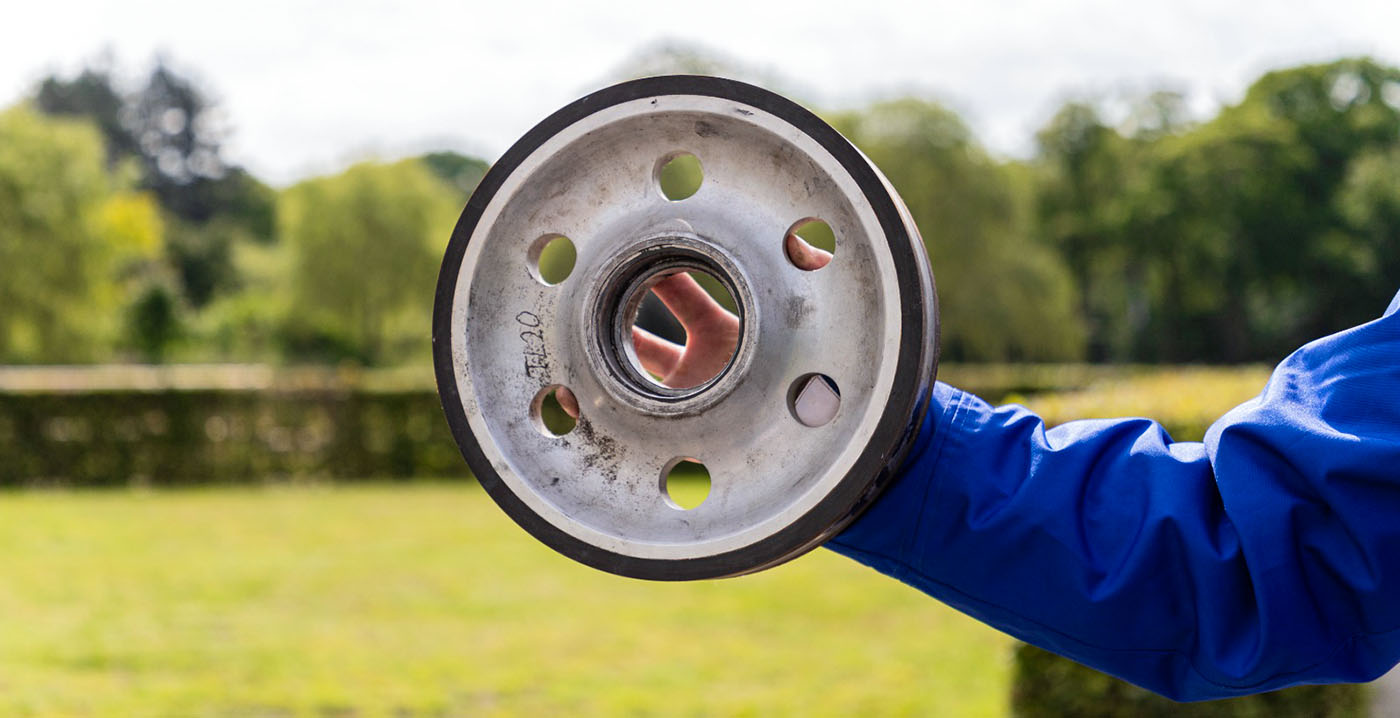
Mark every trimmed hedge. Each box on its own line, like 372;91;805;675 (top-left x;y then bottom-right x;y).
0;363;1286;487
1018;365;1273;442
0;365;466;485
0;362;1117;486
1013;644;1370;718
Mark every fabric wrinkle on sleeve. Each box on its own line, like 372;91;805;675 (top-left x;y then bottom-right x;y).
828;295;1400;701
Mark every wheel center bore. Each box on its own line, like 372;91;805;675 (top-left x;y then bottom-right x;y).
584;232;758;416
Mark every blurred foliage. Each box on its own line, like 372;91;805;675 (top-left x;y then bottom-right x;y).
420;150;489;198
278;159;458;365
1016;365;1272;441
538;387;577;436
0;105;162;363
124;279;184;362
185;238;293;362
8;53;1400;366
658;151;703;200
39;60;277;230
33;59;276;362
939;362;1136;402
535;234;577;286
0;365;465;485
1336;144;1400;297
1013;643;1368;718
1037;58;1400;362
34;65;138;165
792;218;837;254
833;99;1088;361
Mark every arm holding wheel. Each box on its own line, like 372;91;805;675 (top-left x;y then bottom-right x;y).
828;289;1400;701
557;236;1400;699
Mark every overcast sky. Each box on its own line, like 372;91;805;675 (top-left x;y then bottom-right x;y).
6;0;1399;185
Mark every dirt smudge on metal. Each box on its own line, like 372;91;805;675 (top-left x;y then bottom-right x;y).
694;120;720;138
785;296;813;328
572;417;624;484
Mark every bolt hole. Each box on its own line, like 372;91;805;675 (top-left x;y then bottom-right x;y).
662;458;710;510
785;218;835;271
531;385;577;436
789;374;840;427
657;153;703;201
529;234;576;285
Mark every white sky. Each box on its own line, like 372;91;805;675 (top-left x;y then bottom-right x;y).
5;0;1399;185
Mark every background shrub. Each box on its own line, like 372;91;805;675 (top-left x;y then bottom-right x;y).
1013;643;1369;718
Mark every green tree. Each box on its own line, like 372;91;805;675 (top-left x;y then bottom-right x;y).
419;151;489;198
1034;58;1400;362
1236;58;1400;347
34;65;140;165
1336;145;1400;295
125;63;276;308
36;60;277;311
1033;91;1205;361
836;99;1086;361
278;159;457;365
1035;101;1142;360
0;105;162;362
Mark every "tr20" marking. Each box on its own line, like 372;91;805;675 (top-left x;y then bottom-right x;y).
516;311;548;378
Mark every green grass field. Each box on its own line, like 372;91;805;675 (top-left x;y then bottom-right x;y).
0;366;1278;716
0;483;1011;717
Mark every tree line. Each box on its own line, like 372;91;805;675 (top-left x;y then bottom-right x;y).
3;54;1398;366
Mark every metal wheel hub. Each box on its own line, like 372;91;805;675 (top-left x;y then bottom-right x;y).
582;229;757;414
433;76;939;580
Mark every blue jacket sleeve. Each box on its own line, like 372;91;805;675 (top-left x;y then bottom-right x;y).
828;290;1400;701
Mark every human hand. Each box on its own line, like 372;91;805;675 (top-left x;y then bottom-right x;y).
783;232;833;274
558;234;831;417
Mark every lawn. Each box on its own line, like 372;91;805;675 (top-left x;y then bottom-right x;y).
0;483;1012;717
0;366;1279;717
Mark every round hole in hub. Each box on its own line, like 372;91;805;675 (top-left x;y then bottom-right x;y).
662;458;710;510
591;237;753;409
789;374;840;427
657;153;703;201
530;385;578;436
625;269;739;390
785;218;835;271
528;234;576;285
